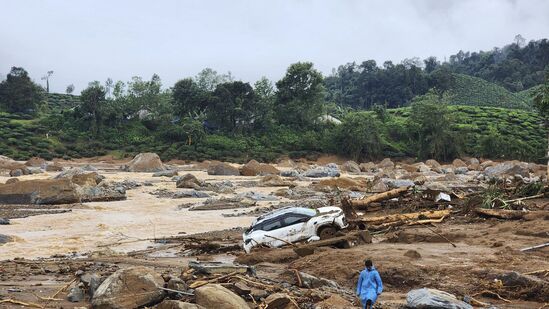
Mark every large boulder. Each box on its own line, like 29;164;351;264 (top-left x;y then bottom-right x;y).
240;160;279;176
259;175;294;187
9;167;30;177
91;266;165;309
406;288;472;309
0;155;26;173
45;163;64;172
123;153;165;172
359;162;377;173
303;163;340;178
25;157;47;168
195;284;249;309
483;161;529;178
341;161;361;173
77;181;126;202
176;173;204;189
378;158;395;169
207;162;240;176
0;179;80;204
264;293;298;309
425;159;442;173
71;172;103;187
157;300;205;309
153;170;179;177
452;159;467;168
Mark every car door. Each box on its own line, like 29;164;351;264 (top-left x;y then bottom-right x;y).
265;213;310;245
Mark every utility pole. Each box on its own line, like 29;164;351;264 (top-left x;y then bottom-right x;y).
41;70;54;93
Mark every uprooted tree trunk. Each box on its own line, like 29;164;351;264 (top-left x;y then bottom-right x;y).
349;187;409;209
475;208;526;220
357;209;451;225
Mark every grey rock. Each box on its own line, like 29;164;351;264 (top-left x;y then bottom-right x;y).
153;170;179;177
0;218;9;225
281;170;300;177
0;234;13;244
80;273;102;297
484;162;530;179
238;191;278;201
385;179;414;188
67;287;85;302
175;190;210;198
407;288;472;309
341;161;361;173
82;164;98;171
454;167;468;175
207;162;240;176
303;165;340;178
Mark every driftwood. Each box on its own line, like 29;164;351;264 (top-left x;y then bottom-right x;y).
0;299;43;308
475;208;525;220
358;209;451;225
524;269;549;275
520;242;549;252
472;290;512;303
351;187;409;209
189;271;239;289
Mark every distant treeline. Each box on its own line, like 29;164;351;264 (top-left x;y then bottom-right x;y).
0;38;547;163
325;37;549;109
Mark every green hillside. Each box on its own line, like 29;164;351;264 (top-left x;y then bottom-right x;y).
45;93;81;111
447;74;533;110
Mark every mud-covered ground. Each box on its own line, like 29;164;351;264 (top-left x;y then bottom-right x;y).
0;156;548;308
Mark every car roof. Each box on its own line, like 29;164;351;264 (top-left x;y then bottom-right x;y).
253;207;316;225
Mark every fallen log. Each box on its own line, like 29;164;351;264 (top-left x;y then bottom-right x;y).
352;187;409;209
475;208;525;220
357;209;451;225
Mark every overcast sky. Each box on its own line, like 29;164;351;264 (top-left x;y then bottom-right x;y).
1;0;549;93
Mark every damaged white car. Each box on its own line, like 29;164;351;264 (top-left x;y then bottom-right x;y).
243;206;348;253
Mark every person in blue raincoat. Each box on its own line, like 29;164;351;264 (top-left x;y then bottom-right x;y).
356;259;383;309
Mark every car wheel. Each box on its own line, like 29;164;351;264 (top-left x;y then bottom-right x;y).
318;226;337;240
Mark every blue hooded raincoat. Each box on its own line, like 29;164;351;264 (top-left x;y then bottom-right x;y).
356;267;383;308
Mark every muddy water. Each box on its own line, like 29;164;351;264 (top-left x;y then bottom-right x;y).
0;170;268;260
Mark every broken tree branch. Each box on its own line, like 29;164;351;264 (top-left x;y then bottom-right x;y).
158;287;194;296
0;299;43;308
473;290;511;303
189;271;239;289
524;269;549;275
419;220;457;248
505;193;544;204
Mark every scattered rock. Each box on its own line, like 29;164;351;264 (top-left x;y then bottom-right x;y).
465;158;480;166
80;273;102;297
91;266;165;309
123;153;165;172
82;164;98;171
407;288;472;309
452;159;467;168
45;163;64;172
71;172;103;187
207;162;240;176
385;179;414;188
67;287;85;302
378;158;395;169
0;178;80;204
240;160;280;176
425;159;442;173
484;161;529;179
359;162;377;173
25;157;47;168
195;284;249;309
153;170;179;177
303;164;340;178
0;234;12;244
5;178;19;184
370;179;389;192
264;293;298;309
176;173;204;189
9;168;30;177
404;250;422;259
298;272;338;289
454;167;468;175
0;155;26;173
480;160;496;170
281;170;300;177
0;218;10;225
341;161;361;173
259;175;294;187
157;300;205;309
77;182;127;202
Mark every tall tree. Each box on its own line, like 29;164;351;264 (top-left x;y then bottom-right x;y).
0;67;43;114
408;91;461;161
41;70;53;93
209;81;256;134
275;62;324;129
253;77;275;130
80;83;107;135
533;72;549;178
172;78;209;117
